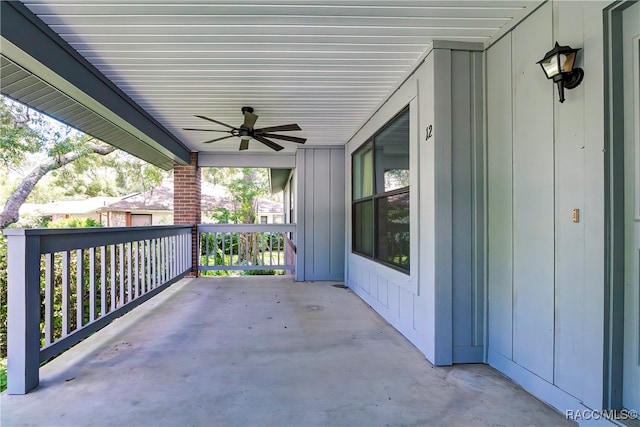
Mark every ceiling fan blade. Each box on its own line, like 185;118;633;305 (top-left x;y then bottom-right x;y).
243;111;259;130
253;135;284;152
183;128;230;133
195;115;236;130
262;133;307;144
239;138;250;151
254;124;301;133
202;134;236;144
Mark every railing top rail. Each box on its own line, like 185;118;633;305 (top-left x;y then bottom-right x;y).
3;225;192;237
4;225;193;254
198;223;296;233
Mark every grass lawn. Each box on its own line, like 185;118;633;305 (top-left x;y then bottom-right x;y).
1;358;6;392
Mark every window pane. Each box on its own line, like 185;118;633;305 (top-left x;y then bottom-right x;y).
376;192;410;271
353;200;373;256
352;141;374;200
375;109;410;194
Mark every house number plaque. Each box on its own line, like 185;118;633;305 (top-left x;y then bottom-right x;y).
425;125;433;141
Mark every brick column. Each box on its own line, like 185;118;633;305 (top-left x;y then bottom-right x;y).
174;152;201;276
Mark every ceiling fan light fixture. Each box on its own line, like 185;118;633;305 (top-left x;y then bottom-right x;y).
184;107;305;152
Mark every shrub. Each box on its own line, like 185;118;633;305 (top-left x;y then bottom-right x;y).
47;217;102;228
242;269;283;276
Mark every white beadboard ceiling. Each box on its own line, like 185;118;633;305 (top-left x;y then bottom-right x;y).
22;0;541;154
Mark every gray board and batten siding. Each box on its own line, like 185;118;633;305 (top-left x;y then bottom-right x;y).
345;42;485;366
296;146;345;282
345;0;617;416
486;0;609;414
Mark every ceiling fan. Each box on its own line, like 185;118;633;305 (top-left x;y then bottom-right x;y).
183;106;306;152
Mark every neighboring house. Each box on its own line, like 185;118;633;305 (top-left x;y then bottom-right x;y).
18;196;120;225
98;185;284;226
256;198;284;224
98;187;173;226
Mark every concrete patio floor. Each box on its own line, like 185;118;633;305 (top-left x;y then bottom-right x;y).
1;276;574;427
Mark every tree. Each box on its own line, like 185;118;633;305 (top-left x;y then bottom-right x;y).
0;98;118;228
0;96;169;228
205;167;269;225
204;168;270;265
0;140;116;228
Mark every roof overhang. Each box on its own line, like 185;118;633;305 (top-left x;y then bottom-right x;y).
0;2;191;170
269;168;293;194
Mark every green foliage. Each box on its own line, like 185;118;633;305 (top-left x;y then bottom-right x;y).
0;100;42;166
209;207;232;224
0;217;102;365
47;217;103;229
0;358;6;393
12;214;51;229
205;168;269;224
0;95;171;206
49;150;169;198
242;269;283;276
109;151;166;195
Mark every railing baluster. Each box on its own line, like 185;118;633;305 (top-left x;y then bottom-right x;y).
110;245;116;312
213;233;221;265
148;239;153;290
168;237;173;279
177;235;181;273
171;236;176;278
118;243;125;307
134;241;139;298
147;239;156;290
156;238;161;287
153;239;160;289
89;247;96;322
62;251;70;337
44;253;54;345
244;232;249;266
162;237;167;283
205;232;210;267
76;249;84;329
278;233;282;267
127;242;132;303
159;238;163;284
253;232;256;266
269;233;274;266
179;235;182;275
141;240;147;294
163;237;167;282
100;246;106;317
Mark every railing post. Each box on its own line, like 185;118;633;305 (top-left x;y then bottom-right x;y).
5;230;41;394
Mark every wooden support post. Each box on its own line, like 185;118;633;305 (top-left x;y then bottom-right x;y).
6;231;41;394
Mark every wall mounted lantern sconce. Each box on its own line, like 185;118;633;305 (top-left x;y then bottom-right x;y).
537;42;584;103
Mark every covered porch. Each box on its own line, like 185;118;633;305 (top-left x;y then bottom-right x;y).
1;276;571;426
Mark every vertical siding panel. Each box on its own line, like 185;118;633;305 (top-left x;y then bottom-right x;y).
330;148;346;276
298;147;345;281
304;149;315;276
451;50;473;350
295;149;306;281
312;149;331;276
553;0;586;400
511;3;554;382
487;33;514;360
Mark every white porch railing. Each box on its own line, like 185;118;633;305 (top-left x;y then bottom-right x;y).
198;224;295;272
4;225;193;394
